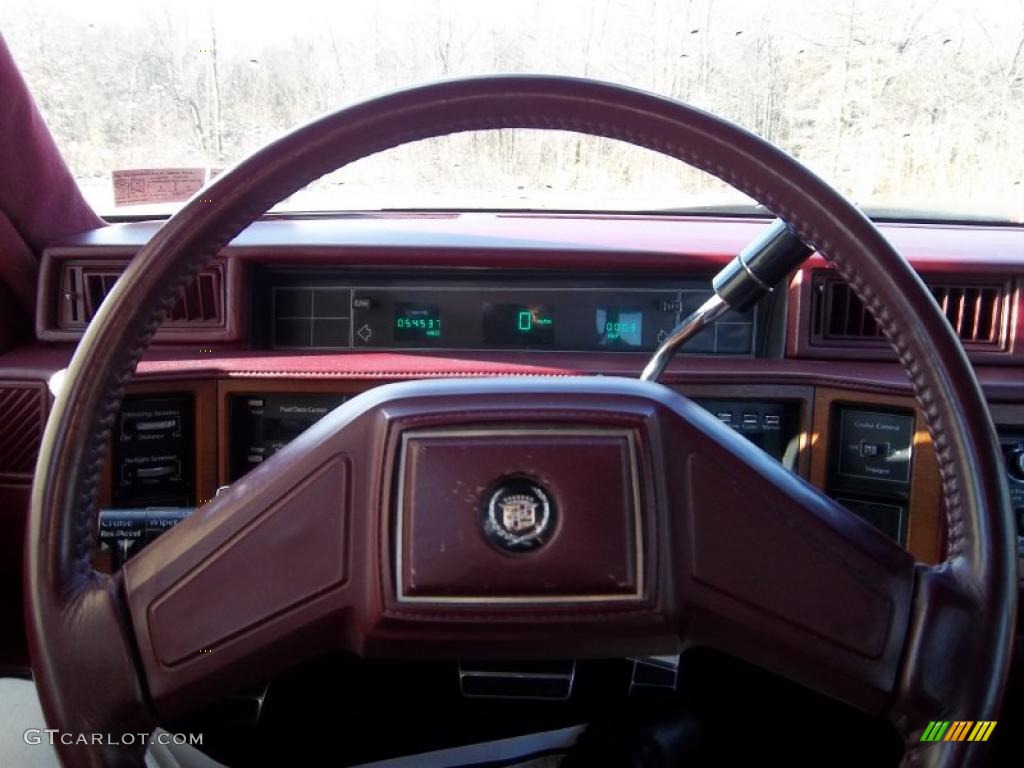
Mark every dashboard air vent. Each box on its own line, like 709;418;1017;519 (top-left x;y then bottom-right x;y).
0;383;46;480
59;264;224;329
812;273;1008;348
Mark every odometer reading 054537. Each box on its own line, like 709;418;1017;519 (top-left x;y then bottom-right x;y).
393;303;442;341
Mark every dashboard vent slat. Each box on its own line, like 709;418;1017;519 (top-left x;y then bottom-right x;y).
929;284;1003;344
812;273;1008;349
83;271;121;318
820;281;885;342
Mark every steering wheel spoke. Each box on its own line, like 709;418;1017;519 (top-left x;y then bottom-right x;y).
672;412;916;710
121;400;376;718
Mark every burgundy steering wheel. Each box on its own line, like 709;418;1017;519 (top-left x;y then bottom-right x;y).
27;76;1016;768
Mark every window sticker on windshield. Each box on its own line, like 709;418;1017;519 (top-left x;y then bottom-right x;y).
112;168;207;207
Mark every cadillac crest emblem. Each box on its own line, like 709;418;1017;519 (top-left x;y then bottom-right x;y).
481;478;556;553
499;494;538;532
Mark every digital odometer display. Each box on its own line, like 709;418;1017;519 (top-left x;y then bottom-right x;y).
596;306;643;348
394;303;442;341
482;303;555;346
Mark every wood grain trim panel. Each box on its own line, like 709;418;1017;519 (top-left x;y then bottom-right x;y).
809;387;943;565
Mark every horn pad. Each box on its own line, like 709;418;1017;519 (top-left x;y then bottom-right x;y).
393;426;647;605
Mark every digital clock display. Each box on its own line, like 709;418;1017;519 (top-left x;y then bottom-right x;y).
596;306;643;348
393;303;442;340
482;303;556;346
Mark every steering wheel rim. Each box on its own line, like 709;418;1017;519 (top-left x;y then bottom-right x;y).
27;75;1016;768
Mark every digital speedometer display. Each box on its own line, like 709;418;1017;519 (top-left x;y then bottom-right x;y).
482;303;556;346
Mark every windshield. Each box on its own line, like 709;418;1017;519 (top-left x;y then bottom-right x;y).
4;0;1023;221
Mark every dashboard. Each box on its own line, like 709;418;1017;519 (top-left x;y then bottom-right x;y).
2;212;1023;582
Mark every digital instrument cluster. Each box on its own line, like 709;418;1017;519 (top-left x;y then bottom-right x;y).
253;270;761;355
